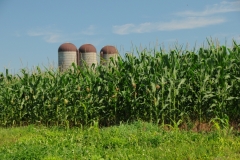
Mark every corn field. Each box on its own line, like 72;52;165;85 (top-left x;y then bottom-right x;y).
0;40;240;127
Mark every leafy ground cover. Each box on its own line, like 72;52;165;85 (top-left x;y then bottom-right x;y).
0;121;240;160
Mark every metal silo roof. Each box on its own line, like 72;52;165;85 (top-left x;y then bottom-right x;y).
79;44;97;53
58;43;77;52
100;45;118;54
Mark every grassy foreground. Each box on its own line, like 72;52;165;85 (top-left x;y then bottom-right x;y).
0;121;240;160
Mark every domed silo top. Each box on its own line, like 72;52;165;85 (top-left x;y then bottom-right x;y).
79;44;96;53
100;45;118;54
58;42;77;72
78;44;97;68
58;43;77;52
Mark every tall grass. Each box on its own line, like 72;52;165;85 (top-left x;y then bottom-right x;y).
0;40;240;128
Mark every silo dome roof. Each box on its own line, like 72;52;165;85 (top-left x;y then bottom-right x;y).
58;43;77;52
100;45;118;54
79;44;96;53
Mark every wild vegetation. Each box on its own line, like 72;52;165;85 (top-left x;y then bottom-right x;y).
0;121;240;159
0;40;240;129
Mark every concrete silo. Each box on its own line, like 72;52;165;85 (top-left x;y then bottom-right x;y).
78;44;97;68
58;43;77;71
100;45;118;66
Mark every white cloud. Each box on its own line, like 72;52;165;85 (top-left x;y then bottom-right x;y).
113;17;225;35
112;24;135;35
28;25;98;43
80;25;96;35
113;1;239;35
44;34;62;43
14;31;21;37
28;29;63;43
176;1;240;17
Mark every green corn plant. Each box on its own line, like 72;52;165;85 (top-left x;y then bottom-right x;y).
0;40;239;128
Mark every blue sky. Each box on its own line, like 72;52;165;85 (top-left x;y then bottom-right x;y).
0;0;240;73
